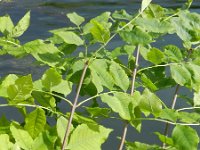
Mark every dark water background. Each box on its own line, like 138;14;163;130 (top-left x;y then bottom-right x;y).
1;0;200;149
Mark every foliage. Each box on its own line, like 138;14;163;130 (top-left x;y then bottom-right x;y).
0;0;200;149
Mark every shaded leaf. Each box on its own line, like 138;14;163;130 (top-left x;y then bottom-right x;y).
172;125;199;150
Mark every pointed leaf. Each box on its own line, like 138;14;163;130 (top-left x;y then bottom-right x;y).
147;47;164;64
0;134;14;150
141;0;152;12
57;116;74;143
101;92;141;120
0;74;18;97
11;11;30;37
10;123;33;150
54;31;84;46
170;63;191;86
0;15;14;34
172;125;199;150
67;12;85;26
109;61;129;91
24;108;46;139
67;124;112;150
7;75;33;104
139;88;162;116
164;45;183;62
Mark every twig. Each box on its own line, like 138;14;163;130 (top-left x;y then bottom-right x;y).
163;84;180;148
118;45;140;150
61;60;89;150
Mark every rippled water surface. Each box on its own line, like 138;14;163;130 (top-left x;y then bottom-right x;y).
1;0;200;149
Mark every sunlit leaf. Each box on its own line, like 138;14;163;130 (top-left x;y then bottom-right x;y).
0;74;18;97
101;91;141;120
109;61;129;91
89;59;114;91
0;134;14;150
32;129;57;150
54;31;84;46
67;124;112;150
11;11;30;37
67;12;85;26
126;141;159;150
119;27;152;45
0;15;14;34
10;123;33;150
90;20;110;43
7;75;33;104
141;0;152;12
147;47;164;64
57;116;73;144
159;108;178;122
139;88;162;116
85;107;111;118
154;132;173;146
172;125;199;150
24;108;46;139
164;45;183;62
170;63;191;86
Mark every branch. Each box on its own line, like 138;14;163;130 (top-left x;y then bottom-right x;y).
163;84;180;148
61;60;89;150
118;45;140;150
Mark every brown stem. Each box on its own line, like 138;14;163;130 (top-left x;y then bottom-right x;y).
61;60;89;150
163;84;180;148
118;45;140;150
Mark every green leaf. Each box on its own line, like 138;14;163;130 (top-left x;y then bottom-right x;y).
90;59;114;91
159;108;178;122
42;68;61;90
109;61;129;91
0;134;14;150
154;132;173;146
0;74;18;97
54;31;84;46
11;11;30;37
24;108;46;139
23;39;61;67
10;123;33;150
32;129;57;150
85;107;111;118
147;47;164;64
126;141;159;150
7;75;33;104
67;12;85;26
57;116;73;143
119;27;152;45
66;113;96;124
193;90;200;106
178;112;200;123
90;20;110;43
172;125;199;150
0;115;10;134
101;92;141;120
170;63;191;86
135;18;172;33
32;91;56;109
164;45;183;62
0;15;14;34
141;0;152;12
67;124;112;150
139;88;162;116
